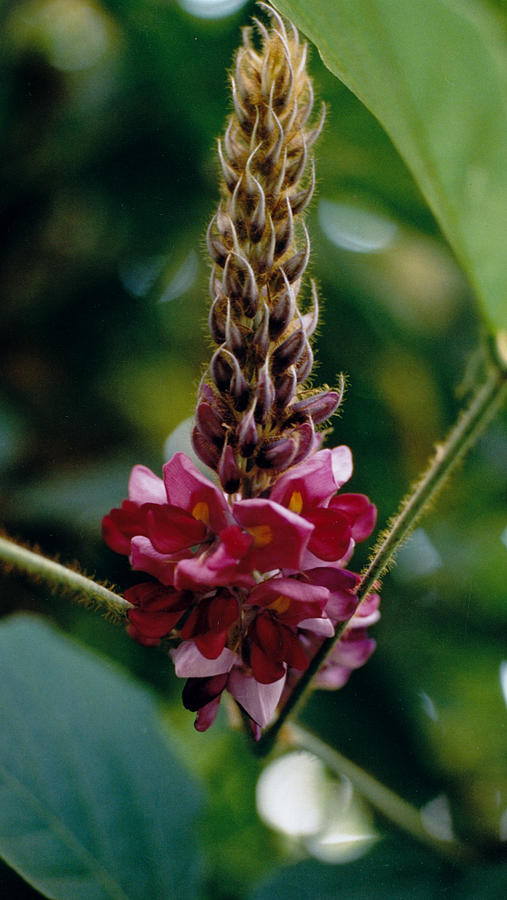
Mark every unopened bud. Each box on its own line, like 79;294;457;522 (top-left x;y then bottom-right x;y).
218;443;241;493
238;405;258;456
192;427;220;469
256;436;297;470
196;401;225;446
290;389;341;425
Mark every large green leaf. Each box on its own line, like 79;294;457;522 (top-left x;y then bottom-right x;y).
275;0;507;332
0;615;203;900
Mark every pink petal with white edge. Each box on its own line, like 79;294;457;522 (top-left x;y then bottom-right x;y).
163;452;230;533
298;616;335;637
128;465;167;505
130;536;182;586
228;669;286;727
171;641;238;677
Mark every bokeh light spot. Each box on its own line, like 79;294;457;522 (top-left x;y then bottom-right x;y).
178;0;248;19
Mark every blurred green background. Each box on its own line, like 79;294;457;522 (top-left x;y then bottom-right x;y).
1;0;506;897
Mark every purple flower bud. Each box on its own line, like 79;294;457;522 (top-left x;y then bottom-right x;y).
290;389;342;425
255;364;275;421
295;343;313;383
289;160;315;216
291;420;315;465
271;325;306;375
218;443;241;494
275;367;297;407
206;217;228;267
280;224;310;284
192;426;220;469
196;401;225;446
253;304;270;359
223;253;258;318
269;284;294;340
274;200;294;259
238;406;258;457
210;348;232;393
256;436;297;470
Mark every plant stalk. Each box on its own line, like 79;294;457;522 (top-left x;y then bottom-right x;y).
255;358;507;755
0;536;131;622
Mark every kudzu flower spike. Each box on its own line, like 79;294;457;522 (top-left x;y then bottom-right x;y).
103;4;380;738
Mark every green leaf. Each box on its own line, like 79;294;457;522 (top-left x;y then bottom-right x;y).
275;0;507;332
249;836;446;899
0;615;203;900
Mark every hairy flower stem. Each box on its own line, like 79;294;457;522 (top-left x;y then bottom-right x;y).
0;536;131;623
254;355;507;755
288;723;476;863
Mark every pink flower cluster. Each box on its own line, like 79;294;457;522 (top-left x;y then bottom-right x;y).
103;449;379;735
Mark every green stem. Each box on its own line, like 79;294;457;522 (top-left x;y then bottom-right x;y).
255;357;507;755
288;723;475;863
0;536;131;623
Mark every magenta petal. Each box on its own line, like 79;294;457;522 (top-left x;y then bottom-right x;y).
171;641;238;677
314;665;351;690
329;493;377;541
163;452;230;532
128;465;167;505
269;446;353;509
306;507;351;561
248;576;329;610
331;633;377;669
232;498;313;570
174;551;255;591
227;669;286;727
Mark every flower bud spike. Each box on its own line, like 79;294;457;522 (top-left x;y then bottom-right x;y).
104;8;381;737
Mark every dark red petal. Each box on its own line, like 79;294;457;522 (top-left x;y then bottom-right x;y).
207;592;239;632
182;673;229;711
281;627;309;671
195;631;228;660
252;613;284;660
128;607;183;639
249;642;286;684
147;505;207;553
306;508;351;561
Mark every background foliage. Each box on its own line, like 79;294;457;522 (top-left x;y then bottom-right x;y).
1;0;506;897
